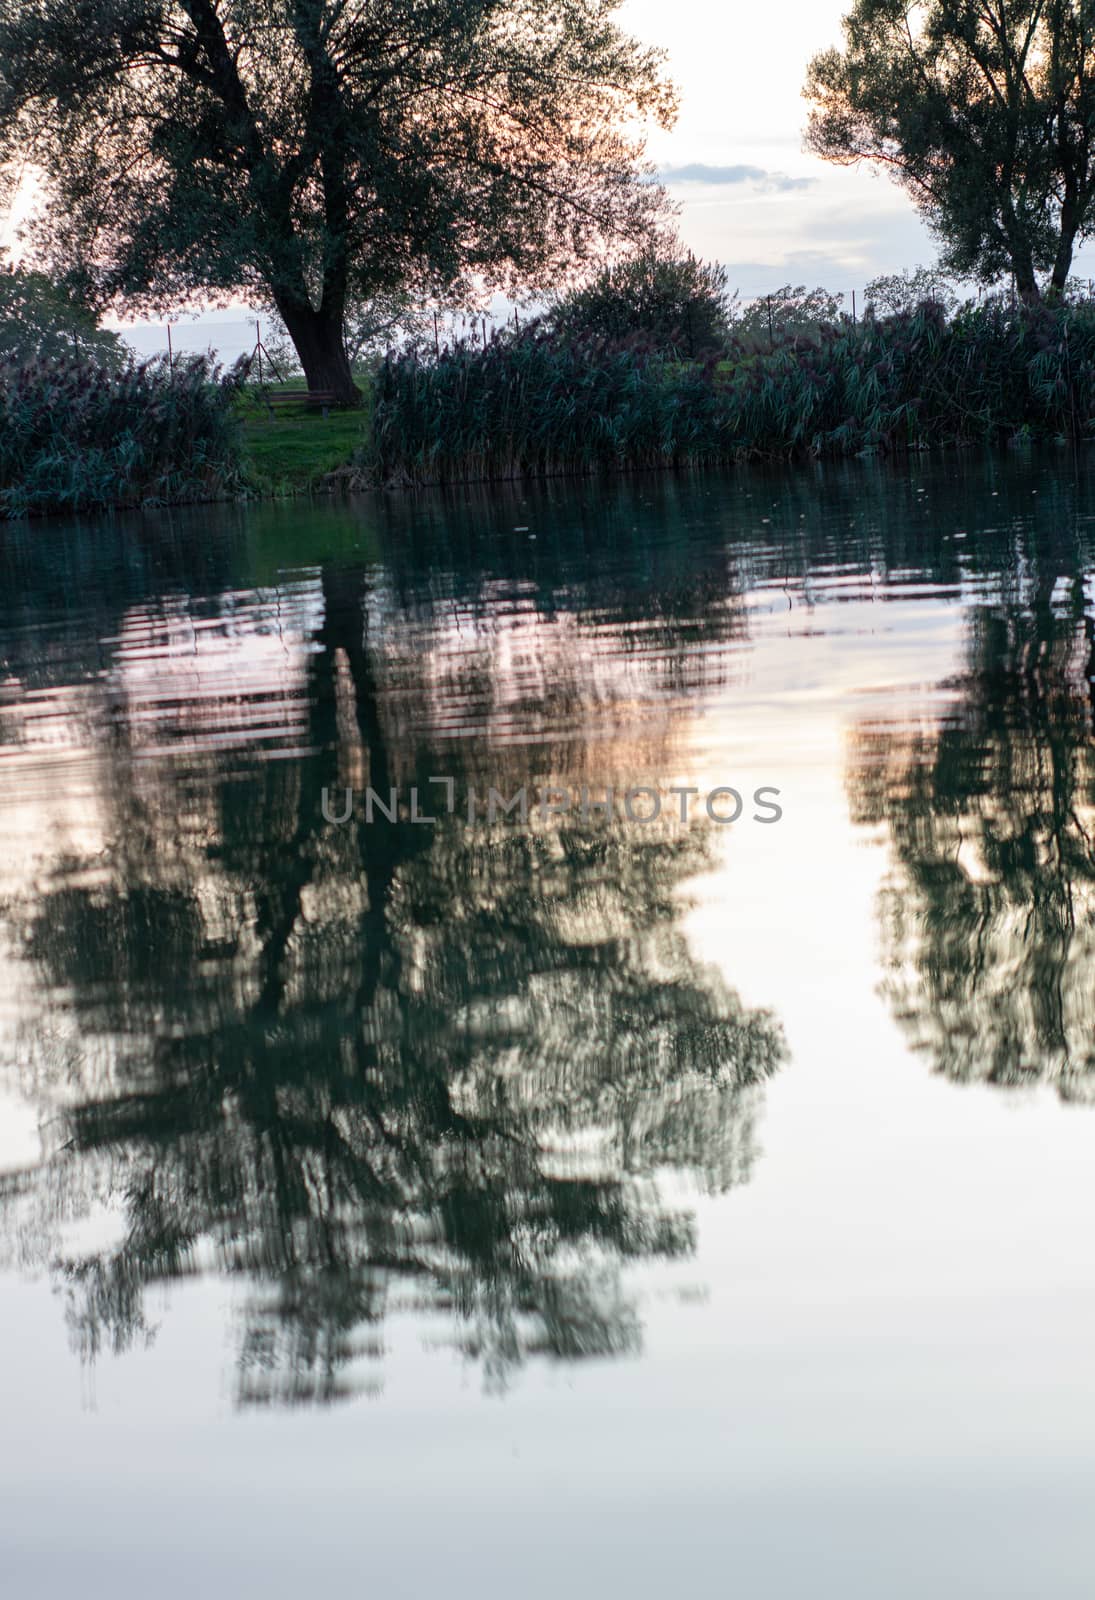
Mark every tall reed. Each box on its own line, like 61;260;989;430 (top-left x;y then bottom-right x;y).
370;304;1095;486
0;352;244;518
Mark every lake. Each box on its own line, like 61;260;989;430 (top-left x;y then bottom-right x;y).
0;456;1093;1597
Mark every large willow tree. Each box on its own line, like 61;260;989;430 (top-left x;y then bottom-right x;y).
0;0;675;401
805;2;1095;301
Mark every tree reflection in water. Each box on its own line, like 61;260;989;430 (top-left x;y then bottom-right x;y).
851;577;1095;1104
0;526;784;1405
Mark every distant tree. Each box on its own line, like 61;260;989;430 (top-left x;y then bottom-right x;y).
732;284;844;341
341;293;442;365
805;3;1095;302
0;265;125;365
0;0;675;405
546;248;733;355
865;266;959;319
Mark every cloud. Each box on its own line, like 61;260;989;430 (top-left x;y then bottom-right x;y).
658;163;816;194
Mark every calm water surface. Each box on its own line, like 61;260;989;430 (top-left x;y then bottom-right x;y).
0;458;1093;1596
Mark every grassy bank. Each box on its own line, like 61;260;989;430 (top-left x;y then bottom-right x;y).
237;390;371;494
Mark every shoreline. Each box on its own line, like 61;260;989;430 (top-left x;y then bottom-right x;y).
2;432;1085;526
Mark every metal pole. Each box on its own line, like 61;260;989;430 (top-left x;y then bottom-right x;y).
255;319;262;385
166;322;173;374
433;310;440;358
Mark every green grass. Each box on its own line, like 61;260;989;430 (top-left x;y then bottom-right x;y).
237;388;372;494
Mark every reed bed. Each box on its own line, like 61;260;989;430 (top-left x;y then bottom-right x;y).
371;302;1095;486
0;352;244;518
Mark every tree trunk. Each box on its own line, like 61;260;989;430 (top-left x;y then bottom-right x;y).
275;297;361;406
1002;201;1041;304
1048;212;1079;303
1011;256;1041;305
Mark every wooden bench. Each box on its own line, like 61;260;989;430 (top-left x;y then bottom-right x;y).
263;387;337;419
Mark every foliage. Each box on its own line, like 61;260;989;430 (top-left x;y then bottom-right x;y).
0;264;125;365
546;249;733;355
865;265;959;318
0;0;675;401
370;301;1095;484
805;3;1095;300
1063;274;1095;302
341;291;451;365
0;351;243;517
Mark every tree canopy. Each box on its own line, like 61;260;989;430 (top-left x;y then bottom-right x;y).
805;2;1095;301
0;0;676;401
731;283;845;342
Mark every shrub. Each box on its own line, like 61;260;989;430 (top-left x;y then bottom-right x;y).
546;250;733;356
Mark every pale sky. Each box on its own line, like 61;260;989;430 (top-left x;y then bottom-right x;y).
622;0;937;297
626;0;1095;298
